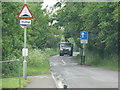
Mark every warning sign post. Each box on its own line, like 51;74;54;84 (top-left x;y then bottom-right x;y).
17;4;34;80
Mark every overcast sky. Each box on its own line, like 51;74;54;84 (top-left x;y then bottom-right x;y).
42;0;58;9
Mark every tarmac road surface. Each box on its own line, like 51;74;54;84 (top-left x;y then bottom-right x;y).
49;52;118;88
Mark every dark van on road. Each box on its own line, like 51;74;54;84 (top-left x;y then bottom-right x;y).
59;42;73;56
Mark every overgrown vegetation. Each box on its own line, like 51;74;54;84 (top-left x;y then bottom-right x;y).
52;2;119;69
2;48;58;88
2;48;58;77
2;2;60;88
24;48;58;75
2;2;61;77
77;50;118;70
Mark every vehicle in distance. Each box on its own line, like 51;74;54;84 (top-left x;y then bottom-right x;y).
59;42;73;56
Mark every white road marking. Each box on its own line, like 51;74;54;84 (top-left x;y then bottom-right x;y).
62;59;66;65
91;76;105;82
28;75;48;78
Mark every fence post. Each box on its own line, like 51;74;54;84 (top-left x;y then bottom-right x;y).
17;59;21;88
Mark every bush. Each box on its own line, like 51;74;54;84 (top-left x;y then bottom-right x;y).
77;48;118;70
2;48;58;77
20;48;58;75
44;48;58;56
27;49;49;67
85;49;118;70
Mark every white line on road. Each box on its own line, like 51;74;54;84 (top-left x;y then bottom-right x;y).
62;59;66;65
28;75;48;78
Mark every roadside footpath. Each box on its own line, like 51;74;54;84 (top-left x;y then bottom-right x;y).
25;74;56;88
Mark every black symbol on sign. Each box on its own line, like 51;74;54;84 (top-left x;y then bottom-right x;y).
22;14;30;17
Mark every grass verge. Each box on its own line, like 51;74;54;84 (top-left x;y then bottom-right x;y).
2;48;58;88
2;78;29;88
25;48;58;75
77;51;118;70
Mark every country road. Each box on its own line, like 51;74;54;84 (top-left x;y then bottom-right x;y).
49;52;118;88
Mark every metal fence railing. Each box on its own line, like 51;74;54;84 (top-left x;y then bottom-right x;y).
0;59;21;88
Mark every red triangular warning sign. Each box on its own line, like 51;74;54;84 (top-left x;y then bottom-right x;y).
17;4;34;19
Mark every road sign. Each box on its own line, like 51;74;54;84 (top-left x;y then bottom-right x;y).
80;40;88;44
17;4;34;19
80;32;88;40
18;3;33;79
22;48;28;56
80;31;88;44
20;19;31;26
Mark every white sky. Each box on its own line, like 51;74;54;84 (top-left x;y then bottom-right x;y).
42;0;58;9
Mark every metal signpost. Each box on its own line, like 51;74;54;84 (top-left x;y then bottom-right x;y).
17;2;34;79
23;26;27;79
80;31;88;64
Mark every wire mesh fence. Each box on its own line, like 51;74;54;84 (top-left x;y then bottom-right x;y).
1;59;21;88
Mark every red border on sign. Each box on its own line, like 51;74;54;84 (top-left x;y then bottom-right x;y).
17;4;34;19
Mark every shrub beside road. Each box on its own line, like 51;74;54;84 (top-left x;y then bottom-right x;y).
77;50;118;70
2;48;58;88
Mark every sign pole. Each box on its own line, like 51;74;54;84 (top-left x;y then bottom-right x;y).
83;44;85;64
80;31;88;65
23;26;27;79
17;0;34;79
83;44;85;56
